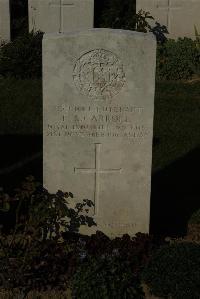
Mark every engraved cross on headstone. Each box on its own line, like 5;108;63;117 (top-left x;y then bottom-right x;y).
49;0;75;33
157;0;182;31
74;143;122;215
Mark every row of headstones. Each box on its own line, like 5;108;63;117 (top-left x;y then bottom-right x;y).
1;0;200;42
1;0;94;42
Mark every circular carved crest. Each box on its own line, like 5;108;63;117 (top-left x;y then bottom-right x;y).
73;49;125;100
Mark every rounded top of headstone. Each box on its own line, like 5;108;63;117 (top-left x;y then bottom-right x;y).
43;28;156;42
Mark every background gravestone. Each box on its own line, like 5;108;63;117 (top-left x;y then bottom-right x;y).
43;29;156;237
29;0;94;33
0;0;10;42
137;0;200;39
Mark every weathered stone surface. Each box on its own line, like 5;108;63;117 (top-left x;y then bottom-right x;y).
29;0;94;33
137;0;200;39
0;0;10;42
43;29;156;237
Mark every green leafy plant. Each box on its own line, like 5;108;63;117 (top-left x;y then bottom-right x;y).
142;242;200;299
70;232;158;299
157;38;200;80
188;209;200;225
0;188;10;212
84;231;155;267
1;176;96;239
0;176;96;296
98;0;167;43
187;209;200;242
135;10;168;43
194;25;200;50
0;31;43;79
193;25;200;75
72;255;145;299
135;10;153;32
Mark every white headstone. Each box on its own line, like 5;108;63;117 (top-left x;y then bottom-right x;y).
43;29;156;237
137;0;200;39
29;0;94;33
0;0;10;42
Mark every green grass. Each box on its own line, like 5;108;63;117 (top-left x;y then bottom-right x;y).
153;80;200;171
0;78;199;172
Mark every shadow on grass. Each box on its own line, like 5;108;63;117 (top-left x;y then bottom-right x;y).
0;135;42;231
0;135;42;191
150;147;200;237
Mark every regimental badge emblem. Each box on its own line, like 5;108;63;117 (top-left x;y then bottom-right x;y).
73;49;126;100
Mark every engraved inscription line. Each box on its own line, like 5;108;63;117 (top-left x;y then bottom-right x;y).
74;143;122;215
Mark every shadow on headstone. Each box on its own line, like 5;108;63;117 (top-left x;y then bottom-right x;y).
150;147;200;237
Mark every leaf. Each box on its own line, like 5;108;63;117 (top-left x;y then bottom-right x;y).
56;190;64;197
0;202;10;212
69;192;73;198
